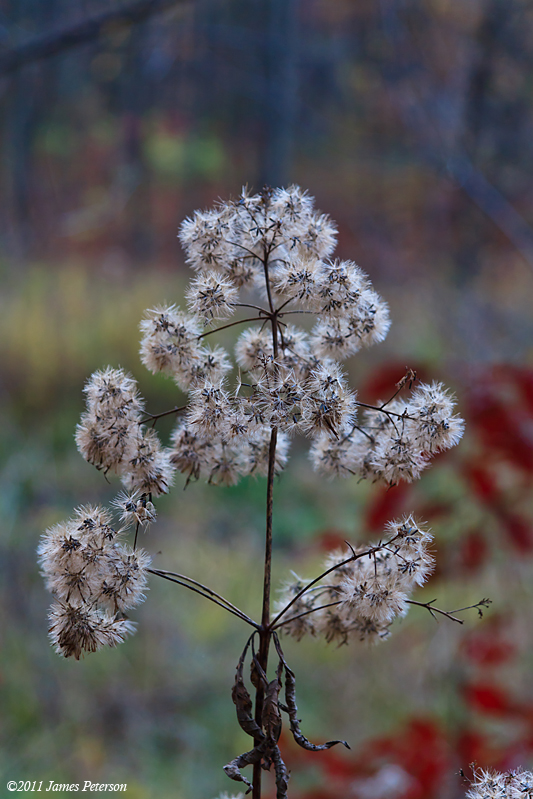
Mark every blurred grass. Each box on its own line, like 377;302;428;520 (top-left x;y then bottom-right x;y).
2;260;531;797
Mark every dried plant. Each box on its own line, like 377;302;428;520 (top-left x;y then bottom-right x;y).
465;767;533;799
38;186;488;798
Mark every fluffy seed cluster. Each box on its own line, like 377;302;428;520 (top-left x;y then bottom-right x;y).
310;381;464;485
275;517;434;645
43;185;465;660
38;505;151;658
466;768;533;799
139;186;461;486
213;794;245;799
75;366;175;496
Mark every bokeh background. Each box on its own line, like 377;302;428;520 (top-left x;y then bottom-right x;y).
2;1;533;797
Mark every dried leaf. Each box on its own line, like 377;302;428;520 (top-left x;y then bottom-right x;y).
232;647;265;741
262;660;283;744
272;744;290;799
277;639;350;752
223;742;266;792
250;657;262;691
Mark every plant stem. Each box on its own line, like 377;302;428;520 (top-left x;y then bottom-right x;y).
147;569;259;627
270;535;401;628
198;316;264;339
252;232;280;799
151;569;259;627
252;425;277;799
139;404;187;425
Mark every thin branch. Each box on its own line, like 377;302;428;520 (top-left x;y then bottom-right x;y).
139;404;187;425
279;595;491;631
449;598;492;617
340;423;375;445
380;370;416;409
276;296;296;314
273;601;343;630
270;535;401;628
252;233;278;799
235;302;271;315
133;521;140;551
279;309;314;316
0;0;186;75
221;238;263;260
407;598;463;624
148;569;260;628
153;568;258;626
198;316;264;339
263;261;276;318
355;400;417;422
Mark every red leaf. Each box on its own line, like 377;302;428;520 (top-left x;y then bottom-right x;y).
461;626;514;667
463;683;515;716
321;748;361;779
463;464;500;505
514;370;533;416
460;530;489;573
361;719;449;797
457;730;495;772
500;512;533;552
468;383;533;473
317;529;350;552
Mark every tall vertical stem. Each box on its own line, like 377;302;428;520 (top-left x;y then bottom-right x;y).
252;425;277;799
252;238;279;799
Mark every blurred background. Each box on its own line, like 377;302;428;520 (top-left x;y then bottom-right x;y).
2;0;533;797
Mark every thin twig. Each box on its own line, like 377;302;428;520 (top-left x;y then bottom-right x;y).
221;238;262;260
133;521;140;551
148;569;260;628
253;215;278;799
355;400;417;422
270;535;401;628
276;296;296;314
153;568;257;625
407;599;463;624
198;316;264;338
235;302;271;315
273;601;343;630
139;405;187;425
379;371;416;409
449;598;492;616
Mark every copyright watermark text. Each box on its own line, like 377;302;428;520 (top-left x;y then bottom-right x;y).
7;782;127;793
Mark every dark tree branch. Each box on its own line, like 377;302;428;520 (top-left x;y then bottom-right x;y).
0;0;187;75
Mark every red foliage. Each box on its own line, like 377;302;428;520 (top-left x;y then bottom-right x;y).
363;719;450;798
456;730;499;775
317;529;352;552
499;512;533;552
459;530;489;573
294;364;533;798
463;464;501;505
288;719;451;799
463;683;517;717
460;619;515;667
468;367;533;474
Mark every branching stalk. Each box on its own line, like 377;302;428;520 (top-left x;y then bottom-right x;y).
152;569;259;627
148;569;259;628
271;535;402;628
